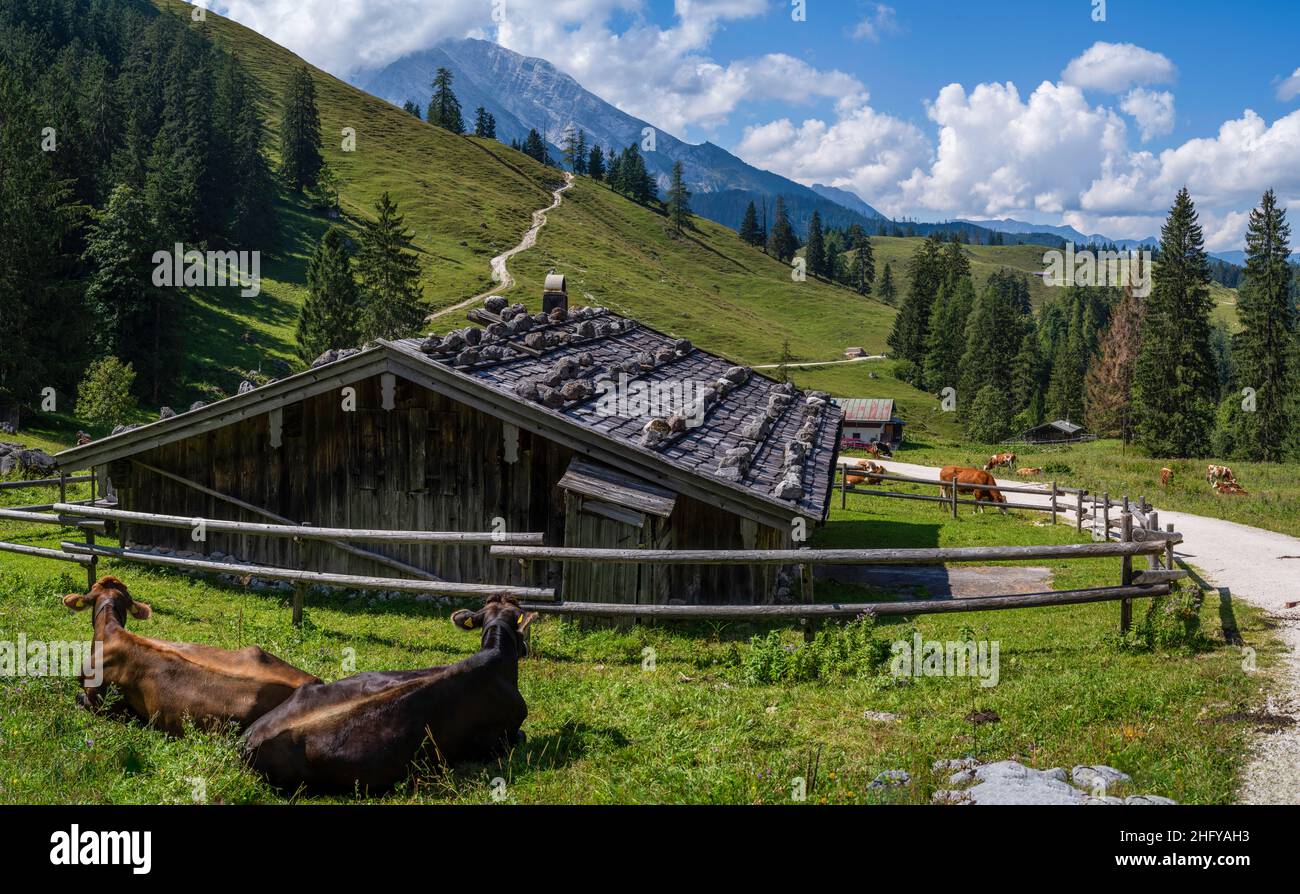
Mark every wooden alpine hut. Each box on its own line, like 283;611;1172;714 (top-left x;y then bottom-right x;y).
55;294;843;607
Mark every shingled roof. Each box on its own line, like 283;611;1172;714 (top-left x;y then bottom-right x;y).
55;301;843;526
387;299;842;522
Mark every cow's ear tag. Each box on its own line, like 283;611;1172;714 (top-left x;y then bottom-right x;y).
517;613;525;626
464;618;473;628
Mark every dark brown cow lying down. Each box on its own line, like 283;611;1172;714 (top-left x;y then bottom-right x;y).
240;594;536;794
65;576;320;736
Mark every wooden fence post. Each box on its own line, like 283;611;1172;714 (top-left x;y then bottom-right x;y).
1147;510;1160;570
1119;510;1133;634
84;528;97;591
1102;493;1110;542
800;555;817;642
1051;481;1058;525
840;470;847;510
951;474;959;519
1076;490;1085;534
58;472;67;507
292;582;306;628
1166;522;1176;572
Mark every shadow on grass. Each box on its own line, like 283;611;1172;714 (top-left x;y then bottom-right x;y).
1177;558;1242;645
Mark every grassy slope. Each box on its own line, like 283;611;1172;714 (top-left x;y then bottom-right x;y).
0;479;1273;805
153;0;903;395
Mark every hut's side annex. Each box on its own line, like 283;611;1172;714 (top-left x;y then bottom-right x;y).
55;295;844;606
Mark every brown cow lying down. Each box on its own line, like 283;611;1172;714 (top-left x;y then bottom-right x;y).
938;466;1007;512
240;594;536;795
65;577;320;736
845;460;887;485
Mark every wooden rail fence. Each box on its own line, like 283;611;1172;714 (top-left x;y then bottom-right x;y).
3;483;1187;636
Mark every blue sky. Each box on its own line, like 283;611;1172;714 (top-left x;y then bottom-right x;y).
212;0;1300;249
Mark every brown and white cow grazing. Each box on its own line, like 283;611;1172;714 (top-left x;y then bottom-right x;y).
984;452;1016;471
939;466;1007;512
1206;465;1236;485
65;576;320;736
1160;467;1173;487
240;594;536;795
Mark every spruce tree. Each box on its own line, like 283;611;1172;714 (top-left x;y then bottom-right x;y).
739;201;761;246
848;234;875;294
573;131;588;175
877;262;897;305
278;66;323;193
83;184;159;360
588;145;606;181
805;212;826;278
957;271;1030;412
1230;189;1297;460
1010;327;1047;429
427;68;464;134
522;129;548;164
1132;188;1217;457
297;228;362;363
666;161;691;232
887;235;943;370
403;100;422;118
357;193;427;341
922;277;974;393
767;197;798;263
473;106;496;138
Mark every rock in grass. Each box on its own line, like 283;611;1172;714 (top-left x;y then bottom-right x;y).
961;760;1088;805
1072;765;1131;791
868;770;911;790
1124;795;1178;805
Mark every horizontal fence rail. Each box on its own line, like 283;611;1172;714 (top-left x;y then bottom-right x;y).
491;540;1175;566
59;541;556;601
838;468;1065;498
518;583;1173;619
0;474;94;491
0;540;93;564
0;508;105;529
54;504;545;546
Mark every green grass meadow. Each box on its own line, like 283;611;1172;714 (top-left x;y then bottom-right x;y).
0;463;1278;805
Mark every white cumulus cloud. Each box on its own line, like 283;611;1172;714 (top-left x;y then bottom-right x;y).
1061;41;1176;93
1277;67;1300;102
736;102;930;215
1120;88;1175;142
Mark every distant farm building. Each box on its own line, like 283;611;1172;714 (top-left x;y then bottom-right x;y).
1018;419;1093;444
56;296;843;607
833;398;903;449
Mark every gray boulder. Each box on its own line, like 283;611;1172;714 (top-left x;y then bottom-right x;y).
962;761;1088;805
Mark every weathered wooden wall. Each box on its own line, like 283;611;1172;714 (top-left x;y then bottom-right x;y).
108;374;788;603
